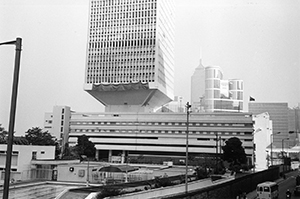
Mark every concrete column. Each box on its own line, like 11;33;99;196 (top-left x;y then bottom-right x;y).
95;150;99;161
108;150;112;162
121;150;126;164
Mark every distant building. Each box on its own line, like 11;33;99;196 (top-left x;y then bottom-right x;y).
249;102;289;148
84;0;175;113
191;59;205;112
288;105;300;146
157;96;184;112
190;64;243;113
44;106;71;150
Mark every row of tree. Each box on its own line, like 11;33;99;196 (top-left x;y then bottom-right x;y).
0;125;56;145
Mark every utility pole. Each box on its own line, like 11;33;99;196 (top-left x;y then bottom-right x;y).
215;133;219;173
185;102;191;194
0;38;22;199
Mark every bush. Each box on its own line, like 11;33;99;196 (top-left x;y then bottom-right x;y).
195;167;208;180
96;188;123;199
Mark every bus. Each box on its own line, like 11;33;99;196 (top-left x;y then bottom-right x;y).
256;181;279;199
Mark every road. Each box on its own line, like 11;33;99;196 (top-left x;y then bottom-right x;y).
279;170;300;199
247;170;300;199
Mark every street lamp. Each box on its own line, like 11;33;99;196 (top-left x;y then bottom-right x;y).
0;38;22;199
81;155;90;186
281;138;289;161
215;133;220;173
185;102;191;194
270;132;280;166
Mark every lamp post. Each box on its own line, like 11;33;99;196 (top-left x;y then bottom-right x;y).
0;38;22;199
81;155;90;186
281;138;289;161
215;133;219;173
270;132;280;166
185;102;191;194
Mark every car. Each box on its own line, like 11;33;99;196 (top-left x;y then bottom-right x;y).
296;175;300;185
294;185;300;196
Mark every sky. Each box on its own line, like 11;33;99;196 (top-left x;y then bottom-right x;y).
1;0;300;136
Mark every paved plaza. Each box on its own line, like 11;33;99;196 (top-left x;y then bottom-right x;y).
0;182;82;199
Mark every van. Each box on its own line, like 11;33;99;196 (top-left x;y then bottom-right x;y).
256;181;279;199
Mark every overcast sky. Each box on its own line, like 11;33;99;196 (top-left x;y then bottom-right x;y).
1;0;300;135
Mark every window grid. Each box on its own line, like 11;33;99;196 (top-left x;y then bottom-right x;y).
87;0;158;84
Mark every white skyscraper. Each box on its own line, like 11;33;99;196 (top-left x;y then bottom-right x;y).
191;59;205;112
84;0;175;112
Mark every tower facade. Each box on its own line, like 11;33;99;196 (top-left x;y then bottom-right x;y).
191;59;205;112
84;0;175;112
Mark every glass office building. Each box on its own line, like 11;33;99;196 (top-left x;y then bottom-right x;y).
204;66;243;112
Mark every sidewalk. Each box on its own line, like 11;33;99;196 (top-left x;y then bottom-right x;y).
246;178;284;199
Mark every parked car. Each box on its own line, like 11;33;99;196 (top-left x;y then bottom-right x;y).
294;185;300;196
296;175;300;186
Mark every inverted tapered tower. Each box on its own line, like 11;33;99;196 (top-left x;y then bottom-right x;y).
84;0;175;112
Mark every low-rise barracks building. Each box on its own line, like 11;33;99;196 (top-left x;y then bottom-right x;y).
45;106;254;165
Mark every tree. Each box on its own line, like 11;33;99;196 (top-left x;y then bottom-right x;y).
61;143;78;160
195;166;208;180
0;124;8;144
222;137;247;171
25;127;56;145
75;135;96;159
0;124;28;145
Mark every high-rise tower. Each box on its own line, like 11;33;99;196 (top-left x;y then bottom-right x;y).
84;0;175;112
191;59;205;112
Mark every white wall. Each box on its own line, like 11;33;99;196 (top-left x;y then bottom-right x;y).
0;145;55;172
253;112;272;171
57;163;92;183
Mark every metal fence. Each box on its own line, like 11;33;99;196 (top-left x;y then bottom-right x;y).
91;171;154;184
1;169;54;182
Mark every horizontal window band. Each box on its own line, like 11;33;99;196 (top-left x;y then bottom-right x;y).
93;142;217;148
